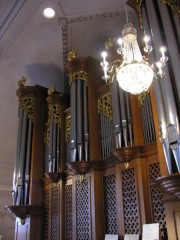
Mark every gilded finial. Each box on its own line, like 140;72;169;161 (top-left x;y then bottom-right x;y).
67;49;78;61
48;86;56;96
105;38;115;49
125;162;129;169
18;76;26;87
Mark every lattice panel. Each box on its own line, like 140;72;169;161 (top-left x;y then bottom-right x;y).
149;162;167;240
51;187;59;240
65;184;73;240
122;168;140;234
76;178;90;240
43;190;49;240
103;174;118;234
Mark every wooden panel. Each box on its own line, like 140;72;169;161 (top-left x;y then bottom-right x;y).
163;195;180;240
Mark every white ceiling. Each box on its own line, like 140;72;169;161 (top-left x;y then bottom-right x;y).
0;0;139;188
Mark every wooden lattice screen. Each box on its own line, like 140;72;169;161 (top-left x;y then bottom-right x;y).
122;168;140;234
43;190;50;240
148;162;168;240
51;187;59;240
65;184;73;240
103;174;118;234
76;178;91;240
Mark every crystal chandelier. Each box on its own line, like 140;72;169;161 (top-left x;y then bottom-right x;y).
101;23;168;95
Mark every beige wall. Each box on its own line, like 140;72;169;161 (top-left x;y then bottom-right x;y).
0;188;15;240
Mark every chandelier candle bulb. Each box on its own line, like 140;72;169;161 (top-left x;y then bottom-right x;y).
144;35;153;53
117;38;123;54
117;38;123;48
102;51;107;64
144;36;149;48
100;23;168;95
160;47;168;63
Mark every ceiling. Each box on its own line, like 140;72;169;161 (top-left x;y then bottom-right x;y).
0;0;139;189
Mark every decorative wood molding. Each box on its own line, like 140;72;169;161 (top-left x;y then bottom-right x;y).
153;173;180;200
44;172;66;183
66;161;91;176
5;205;41;225
65;143;158;174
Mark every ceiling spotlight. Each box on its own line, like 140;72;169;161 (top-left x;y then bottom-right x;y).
43;7;55;19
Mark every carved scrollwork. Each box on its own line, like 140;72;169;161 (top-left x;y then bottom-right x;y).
19;97;35;121
44;128;50;145
65;115;71;142
48;105;61;127
97;92;113;122
68;71;88;85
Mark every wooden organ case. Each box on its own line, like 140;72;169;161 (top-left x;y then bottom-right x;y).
42;56;179;240
7;55;180;239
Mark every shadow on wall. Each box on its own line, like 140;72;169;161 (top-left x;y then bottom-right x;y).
25;63;65;92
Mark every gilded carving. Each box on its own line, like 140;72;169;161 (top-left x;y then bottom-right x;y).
127;0;144;28
136;0;144;29
138;90;149;106
161;0;180;15
48;86;56;96
44;128;50;145
97;92;113;122
67;48;78;61
68;71;88;85
65;115;71;142
18;76;26;87
48;105;61;128
127;0;179;29
19;97;35;121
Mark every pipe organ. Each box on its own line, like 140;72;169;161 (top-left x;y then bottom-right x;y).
7;2;180;240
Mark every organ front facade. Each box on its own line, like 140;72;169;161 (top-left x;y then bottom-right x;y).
6;1;180;240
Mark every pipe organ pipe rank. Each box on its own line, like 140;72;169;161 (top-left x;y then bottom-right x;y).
69;68;89;163
143;0;180;173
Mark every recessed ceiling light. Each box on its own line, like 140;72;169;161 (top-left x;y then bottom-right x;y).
43;7;55;19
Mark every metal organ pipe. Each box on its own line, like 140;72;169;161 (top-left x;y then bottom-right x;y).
52;122;57;172
111;79;122;148
143;2;180;173
12;106;23;205
77;79;83;161
56;127;60;171
49;121;53;172
157;1;180;103
24;118;32;205
119;87;128;147
70;80;77;162
125;92;133;147
83;82;89;161
66;58;89;163
111;79;133;149
46;91;64;173
18;110;28;205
